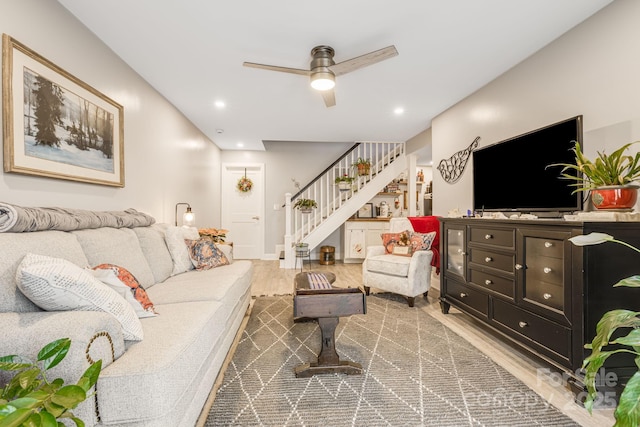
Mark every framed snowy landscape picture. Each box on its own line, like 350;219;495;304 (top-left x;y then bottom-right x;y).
2;34;124;187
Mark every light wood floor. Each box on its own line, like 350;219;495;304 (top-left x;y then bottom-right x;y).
250;260;614;427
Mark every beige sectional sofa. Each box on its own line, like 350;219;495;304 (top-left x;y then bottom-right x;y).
0;223;253;426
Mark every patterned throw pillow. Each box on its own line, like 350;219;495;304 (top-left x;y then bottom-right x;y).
165;226;200;275
16;253;143;341
380;230;412;255
185;238;230;270
92;264;157;318
409;231;437;252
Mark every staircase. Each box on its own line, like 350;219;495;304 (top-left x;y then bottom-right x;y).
282;141;406;269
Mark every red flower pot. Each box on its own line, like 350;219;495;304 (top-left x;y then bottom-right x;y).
591;185;638;210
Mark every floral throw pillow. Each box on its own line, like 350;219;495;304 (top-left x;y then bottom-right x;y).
185;238;230;270
409;231;437;252
92;264;157;317
380;230;412;255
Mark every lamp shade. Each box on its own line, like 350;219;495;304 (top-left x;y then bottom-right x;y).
183;207;195;226
310;71;335;91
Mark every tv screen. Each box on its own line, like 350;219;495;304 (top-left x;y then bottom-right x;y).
473;116;583;214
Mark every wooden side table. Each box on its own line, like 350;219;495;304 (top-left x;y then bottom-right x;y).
293;271;366;377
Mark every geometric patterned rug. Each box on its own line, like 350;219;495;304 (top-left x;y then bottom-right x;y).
205;294;579;426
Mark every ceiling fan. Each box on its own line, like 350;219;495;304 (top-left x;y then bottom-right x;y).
243;45;398;107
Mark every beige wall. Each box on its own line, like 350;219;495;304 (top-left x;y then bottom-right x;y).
432;0;640;216
0;0;222;226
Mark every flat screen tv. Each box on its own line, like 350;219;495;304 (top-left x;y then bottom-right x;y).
473;115;583;214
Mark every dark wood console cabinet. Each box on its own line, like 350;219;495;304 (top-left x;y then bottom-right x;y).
440;217;640;396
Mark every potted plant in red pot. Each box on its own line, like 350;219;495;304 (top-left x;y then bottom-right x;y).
550;141;640;210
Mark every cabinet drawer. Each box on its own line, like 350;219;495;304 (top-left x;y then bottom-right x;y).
524;281;564;312
446;280;488;316
492;299;570;359
470;248;514;273
526;256;563;286
526;238;563;259
470;227;514;248
470;269;514;299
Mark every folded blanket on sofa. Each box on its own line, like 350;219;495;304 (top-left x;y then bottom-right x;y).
0;202;155;232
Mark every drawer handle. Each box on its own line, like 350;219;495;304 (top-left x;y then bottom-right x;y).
544;241;553;248
485;279;493;285
485;257;493;263
515;264;523;270
485;234;493;240
460;292;468;298
518;321;528;328
543;293;552;300
543;267;552;274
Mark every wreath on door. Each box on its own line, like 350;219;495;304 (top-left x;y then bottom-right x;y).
237;169;253;192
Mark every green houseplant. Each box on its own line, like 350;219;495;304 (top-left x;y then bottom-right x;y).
292;198;317;213
334;174;354;191
352;158;371;176
0;338;102;427
569;233;640;427
549;141;640;210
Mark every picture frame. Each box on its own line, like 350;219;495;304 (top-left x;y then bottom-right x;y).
357;202;374;218
2;34;124;187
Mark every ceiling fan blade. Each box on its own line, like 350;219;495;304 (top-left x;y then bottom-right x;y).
321;89;336;108
243;62;310;76
329;45;398;77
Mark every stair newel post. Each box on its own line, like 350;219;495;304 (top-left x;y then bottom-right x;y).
284;192;294;269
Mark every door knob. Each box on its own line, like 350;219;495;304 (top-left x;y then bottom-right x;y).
252;216;260;220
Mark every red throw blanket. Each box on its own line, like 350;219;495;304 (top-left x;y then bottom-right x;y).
408;216;440;274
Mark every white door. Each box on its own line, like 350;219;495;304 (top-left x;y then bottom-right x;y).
221;164;264;259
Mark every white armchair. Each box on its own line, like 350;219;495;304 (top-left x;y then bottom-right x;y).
362;218;433;307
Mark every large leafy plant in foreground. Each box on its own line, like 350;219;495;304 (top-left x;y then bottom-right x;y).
0;338;101;427
569;233;640;427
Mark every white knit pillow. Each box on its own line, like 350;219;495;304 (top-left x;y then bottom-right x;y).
16;253;144;341
164;226;200;275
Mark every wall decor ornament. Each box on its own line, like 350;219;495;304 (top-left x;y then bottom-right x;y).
237;169;253;192
437;136;480;184
2;34;124;187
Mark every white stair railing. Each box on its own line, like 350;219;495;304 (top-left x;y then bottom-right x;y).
282;141;405;269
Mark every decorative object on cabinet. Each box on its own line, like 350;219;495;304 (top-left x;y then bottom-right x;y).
549;141;640;211
293;198;317;213
175;202;195;226
357;203;374;218
335;174;355;191
2;35;124;187
362;218;433;307
437;136;480;184
569;232;640;426
353;157;371;176
440;217;640;403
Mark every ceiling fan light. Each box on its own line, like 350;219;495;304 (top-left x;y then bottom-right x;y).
310;72;335;91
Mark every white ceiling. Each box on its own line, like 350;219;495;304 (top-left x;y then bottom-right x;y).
57;0;612;163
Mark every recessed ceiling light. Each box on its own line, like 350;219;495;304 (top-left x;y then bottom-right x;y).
214;100;226;109
236;142;244;148
394;107;405;115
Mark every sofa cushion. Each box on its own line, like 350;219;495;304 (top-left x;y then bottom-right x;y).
380;230;412;254
185;238;230;270
165;226;200;275
96;300;230;425
92;264;157;318
409;231;437;252
16;253;143;341
71;228;155;288
133;225;173;285
146;260;253;305
0;230;89;313
366;254;411;278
